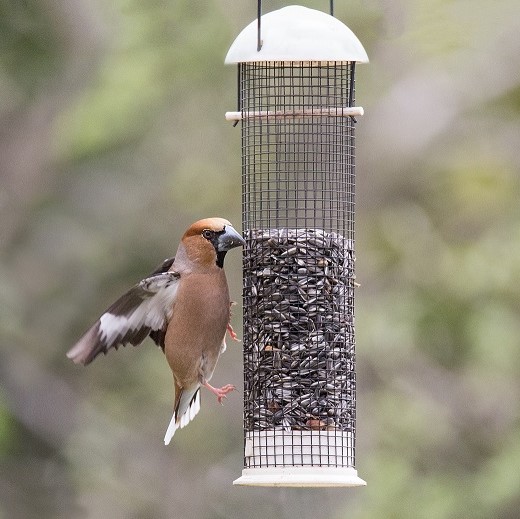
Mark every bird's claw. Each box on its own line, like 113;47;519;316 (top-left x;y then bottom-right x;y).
204;382;236;405
227;302;240;342
227;323;240;342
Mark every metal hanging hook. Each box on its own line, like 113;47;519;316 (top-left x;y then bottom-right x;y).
257;0;263;51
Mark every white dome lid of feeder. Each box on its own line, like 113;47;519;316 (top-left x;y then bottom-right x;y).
225;5;368;64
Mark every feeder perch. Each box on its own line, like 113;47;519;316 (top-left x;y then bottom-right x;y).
225;4;368;487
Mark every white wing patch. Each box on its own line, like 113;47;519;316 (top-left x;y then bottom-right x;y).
98;276;178;345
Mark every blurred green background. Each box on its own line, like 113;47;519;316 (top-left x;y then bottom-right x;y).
1;0;519;517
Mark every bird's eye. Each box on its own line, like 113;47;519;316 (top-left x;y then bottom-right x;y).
202;229;213;240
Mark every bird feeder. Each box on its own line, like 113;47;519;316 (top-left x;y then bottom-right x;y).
225;4;368;487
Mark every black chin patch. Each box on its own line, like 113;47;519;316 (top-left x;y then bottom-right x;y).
216;250;227;268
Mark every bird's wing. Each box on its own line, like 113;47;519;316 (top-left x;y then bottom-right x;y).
148;257;176;277
67;269;180;365
147;257;176;350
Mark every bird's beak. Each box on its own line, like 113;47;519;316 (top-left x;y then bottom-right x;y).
218;225;246;252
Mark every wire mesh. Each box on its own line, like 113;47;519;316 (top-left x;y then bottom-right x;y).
240;61;358;470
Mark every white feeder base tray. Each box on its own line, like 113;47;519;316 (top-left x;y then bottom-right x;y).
234;430;366;487
234;466;366;487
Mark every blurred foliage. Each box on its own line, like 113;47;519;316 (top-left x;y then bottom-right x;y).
0;0;519;518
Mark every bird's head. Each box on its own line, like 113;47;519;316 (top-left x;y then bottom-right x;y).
181;217;245;268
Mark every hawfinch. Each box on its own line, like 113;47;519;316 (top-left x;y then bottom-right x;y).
67;217;245;444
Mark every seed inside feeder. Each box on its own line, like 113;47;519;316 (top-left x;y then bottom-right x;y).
243;228;356;433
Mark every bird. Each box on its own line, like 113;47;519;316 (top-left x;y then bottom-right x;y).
67;217;245;445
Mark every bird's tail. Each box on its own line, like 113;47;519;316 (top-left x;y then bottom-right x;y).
164;387;200;445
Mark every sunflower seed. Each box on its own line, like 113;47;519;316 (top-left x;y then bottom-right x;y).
242;228;357;432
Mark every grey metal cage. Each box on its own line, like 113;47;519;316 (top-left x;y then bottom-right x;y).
226;5;367;487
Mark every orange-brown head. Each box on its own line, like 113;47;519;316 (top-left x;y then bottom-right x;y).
180;217;245;268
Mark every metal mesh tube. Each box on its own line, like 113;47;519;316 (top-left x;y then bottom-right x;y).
240;61;357;470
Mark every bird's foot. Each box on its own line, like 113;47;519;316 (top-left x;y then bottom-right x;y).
227;323;240;342
204;382;236;405
227;302;240;342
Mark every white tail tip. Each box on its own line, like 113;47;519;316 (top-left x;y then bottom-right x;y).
163;391;201;445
